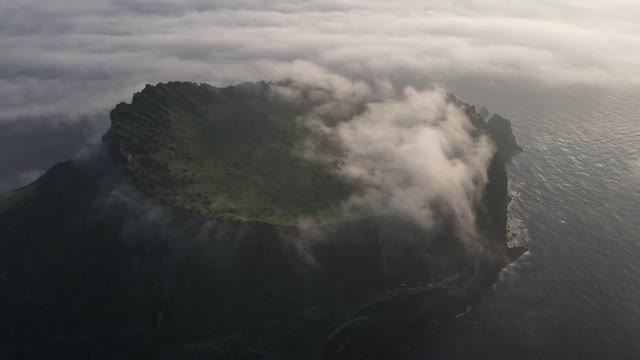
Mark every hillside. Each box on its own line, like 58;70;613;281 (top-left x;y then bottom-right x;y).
0;81;524;360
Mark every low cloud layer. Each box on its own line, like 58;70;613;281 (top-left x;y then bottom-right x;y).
284;77;494;241
333;88;493;238
2;1;639;190
2;0;639;122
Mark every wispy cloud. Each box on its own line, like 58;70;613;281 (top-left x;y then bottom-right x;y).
2;0;638;191
2;0;639;121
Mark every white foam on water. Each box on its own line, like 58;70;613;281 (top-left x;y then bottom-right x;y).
494;178;532;286
506;180;531;249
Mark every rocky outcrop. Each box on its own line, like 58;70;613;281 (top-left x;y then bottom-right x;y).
488;114;524;161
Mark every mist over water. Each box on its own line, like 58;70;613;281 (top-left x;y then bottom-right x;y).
420;83;640;359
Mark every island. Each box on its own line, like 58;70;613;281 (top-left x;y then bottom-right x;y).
0;81;525;359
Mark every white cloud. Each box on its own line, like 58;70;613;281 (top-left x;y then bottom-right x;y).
285;75;495;243
1;0;639;122
340;89;493;241
2;0;638;194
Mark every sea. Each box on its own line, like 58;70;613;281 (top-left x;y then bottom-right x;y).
422;80;640;359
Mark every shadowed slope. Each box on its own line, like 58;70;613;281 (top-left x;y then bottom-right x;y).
0;82;523;360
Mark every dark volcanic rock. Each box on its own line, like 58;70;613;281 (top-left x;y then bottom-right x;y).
488;114;524;161
324;270;475;360
0;82;526;360
507;244;529;261
0;151;476;359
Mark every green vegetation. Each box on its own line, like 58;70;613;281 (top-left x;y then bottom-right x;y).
107;81;355;224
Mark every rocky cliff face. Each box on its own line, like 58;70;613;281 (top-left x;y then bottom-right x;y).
488;114;524;161
0;82;523;360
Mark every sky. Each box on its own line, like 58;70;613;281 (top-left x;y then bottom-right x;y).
1;0;639;191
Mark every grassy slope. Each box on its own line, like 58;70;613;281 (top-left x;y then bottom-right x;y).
107;81;355;224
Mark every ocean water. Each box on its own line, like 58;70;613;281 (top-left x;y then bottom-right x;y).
421;83;640;359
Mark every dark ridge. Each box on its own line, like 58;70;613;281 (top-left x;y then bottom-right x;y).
488;114;524;161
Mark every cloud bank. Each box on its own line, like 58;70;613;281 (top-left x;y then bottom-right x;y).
2;0;638;190
2;0;639;122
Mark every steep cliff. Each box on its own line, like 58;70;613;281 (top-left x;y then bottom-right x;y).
488;114;524;161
